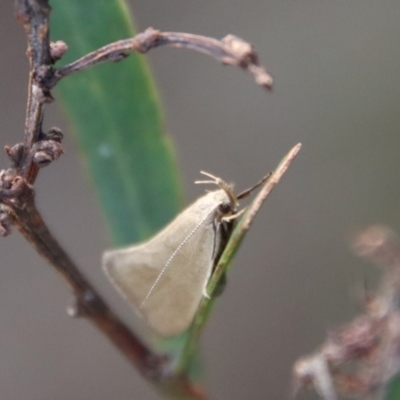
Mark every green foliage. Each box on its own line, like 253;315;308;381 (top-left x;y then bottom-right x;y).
50;0;181;246
385;374;400;400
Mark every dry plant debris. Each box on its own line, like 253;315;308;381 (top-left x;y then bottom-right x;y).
293;225;400;400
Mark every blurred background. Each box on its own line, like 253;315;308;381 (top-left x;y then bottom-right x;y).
1;1;400;399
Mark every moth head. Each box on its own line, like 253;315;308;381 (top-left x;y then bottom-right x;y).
195;171;239;218
218;200;233;215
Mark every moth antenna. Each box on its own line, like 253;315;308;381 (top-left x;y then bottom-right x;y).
237;172;272;200
195;180;216;184
199;171;219;180
140;206;218;309
196;171;238;208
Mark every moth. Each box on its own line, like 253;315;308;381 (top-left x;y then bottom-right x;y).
102;172;268;337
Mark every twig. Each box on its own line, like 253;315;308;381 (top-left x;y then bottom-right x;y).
39;27;273;91
14;0;52;184
178;143;302;370
1;176;163;373
8;1;205;398
6;1;277;399
293;225;400;400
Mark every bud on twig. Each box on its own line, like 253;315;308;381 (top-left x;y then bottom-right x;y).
50;41;68;63
41;127;63;143
31;140;63;168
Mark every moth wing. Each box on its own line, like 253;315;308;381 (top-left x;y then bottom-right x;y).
103;199;219;337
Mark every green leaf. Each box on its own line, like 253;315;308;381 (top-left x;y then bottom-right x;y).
177;144;302;371
385;374;400;400
49;0;181;245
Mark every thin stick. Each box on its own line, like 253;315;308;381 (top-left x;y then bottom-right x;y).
10;1;204;398
7;2;277;398
210;143;302;292
41;28;273;91
14;0;52;183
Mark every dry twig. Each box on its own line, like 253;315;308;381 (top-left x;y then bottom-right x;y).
293;225;400;400
4;1;274;399
38;28;273;91
11;0;171;386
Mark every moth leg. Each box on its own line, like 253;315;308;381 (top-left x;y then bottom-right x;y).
222;208;246;222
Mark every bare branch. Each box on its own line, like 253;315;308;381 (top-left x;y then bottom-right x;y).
10;2;206;397
0;161;167;372
14;0;52;184
41;27;273;90
0;162;208;397
8;3;276;398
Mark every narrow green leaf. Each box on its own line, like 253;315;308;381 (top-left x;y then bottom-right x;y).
385;375;400;400
176;144;302;370
50;0;181;245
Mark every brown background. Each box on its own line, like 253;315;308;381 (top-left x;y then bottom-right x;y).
1;1;400;399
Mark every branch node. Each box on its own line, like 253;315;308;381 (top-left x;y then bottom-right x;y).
133;27;161;53
142;353;171;379
67;299;81;318
0;173;27;201
32;83;54;103
5;143;24;168
81;289;99;309
0;169;17;191
0;211;12;237
221;34;255;65
221;34;273;89
68;290;108;319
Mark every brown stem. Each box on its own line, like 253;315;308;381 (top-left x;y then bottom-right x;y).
2;172;166;375
2;173;206;398
44;27;273;90
10;1;205;398
9;2;276;399
14;0;52;184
